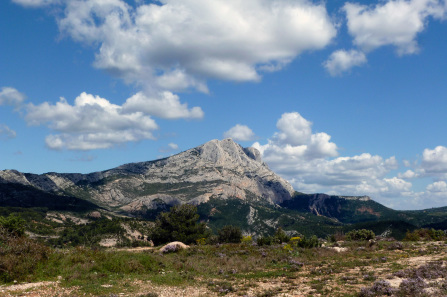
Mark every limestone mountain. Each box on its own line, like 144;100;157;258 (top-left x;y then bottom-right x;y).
0;139;294;215
2;138;447;239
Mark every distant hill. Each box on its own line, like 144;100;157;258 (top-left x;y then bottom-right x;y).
0;183;98;212
280;193;399;224
1;138;447;238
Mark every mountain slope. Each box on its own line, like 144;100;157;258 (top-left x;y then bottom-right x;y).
281;193;400;224
0;139;294;215
1;138;447;239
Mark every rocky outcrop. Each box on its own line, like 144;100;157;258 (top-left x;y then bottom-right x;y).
0;139;295;213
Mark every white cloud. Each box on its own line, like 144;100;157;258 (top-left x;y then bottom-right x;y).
168;143;179;150
426;180;447;193
344;0;445;55
253;112;338;162
25;92;158;150
383;177;413;193
398;169;419;179
324;49;367;76
273;112;312;146
223;124;256;141
0;124;17;140
421;146;447;174
122;91;203;120
0;87;26;107
12;0;58;7
252;112;414;204
261;140;447;209
16;0;338;145
57;0;337;91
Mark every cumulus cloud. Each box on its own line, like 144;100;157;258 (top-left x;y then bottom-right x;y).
273;112;312;146
224;124;256;141
324;49;367;76
253;123;447;208
426;180;447;193
398;169;419;179
0;124;17;140
0;87;26;107
122;91;203;120
383;177;413;194
253;112;337;162
25;92;158;150
15;0;338;141
421;146;447;175
252;112;410;202
344;0;445;55
57;0;337;91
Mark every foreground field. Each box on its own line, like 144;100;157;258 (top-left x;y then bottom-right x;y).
1;239;447;297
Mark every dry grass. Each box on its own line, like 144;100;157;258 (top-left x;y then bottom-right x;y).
1;238;447;296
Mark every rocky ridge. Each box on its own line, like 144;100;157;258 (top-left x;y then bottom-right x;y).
0;139;294;214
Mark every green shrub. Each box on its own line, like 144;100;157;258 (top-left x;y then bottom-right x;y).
0;214;25;237
346;229;375;241
404;228;447;241
327;231;345;242
273;227;290;244
217;225;242;243
0;228;50;283
150;204;209;245
53;218;126;247
296;235;320;248
257;236;273;246
206;235;219;245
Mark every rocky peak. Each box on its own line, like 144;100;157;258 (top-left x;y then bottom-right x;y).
198;138;262;167
0;138;296;210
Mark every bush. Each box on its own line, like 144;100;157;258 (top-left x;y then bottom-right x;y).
241;235;253;244
0;214;25;237
273;227;290;244
328;231;345;242
358;279;395;297
397;277;426;296
346;229;375;241
404;228;446;241
53;218;126;247
296;235;320;248
150;204;209;245
256;236;273;246
217;225;242;243
0;227;50;283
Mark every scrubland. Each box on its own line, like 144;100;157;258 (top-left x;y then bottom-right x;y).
1;227;447;297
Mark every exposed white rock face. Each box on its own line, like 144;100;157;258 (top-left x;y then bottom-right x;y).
0;139;295;212
0;170;31;185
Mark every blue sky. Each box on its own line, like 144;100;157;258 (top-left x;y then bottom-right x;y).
1;0;447;210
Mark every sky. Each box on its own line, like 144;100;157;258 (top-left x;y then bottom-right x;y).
1;0;447;210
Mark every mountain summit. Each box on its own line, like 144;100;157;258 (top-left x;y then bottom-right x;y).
0;139;294;214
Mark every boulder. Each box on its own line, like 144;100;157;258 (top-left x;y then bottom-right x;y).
159;241;190;253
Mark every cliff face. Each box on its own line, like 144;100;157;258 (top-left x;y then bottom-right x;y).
0;139;295;213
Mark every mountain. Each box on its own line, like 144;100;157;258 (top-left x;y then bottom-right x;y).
1;138;447;239
0;139;294;215
280;193;399;224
